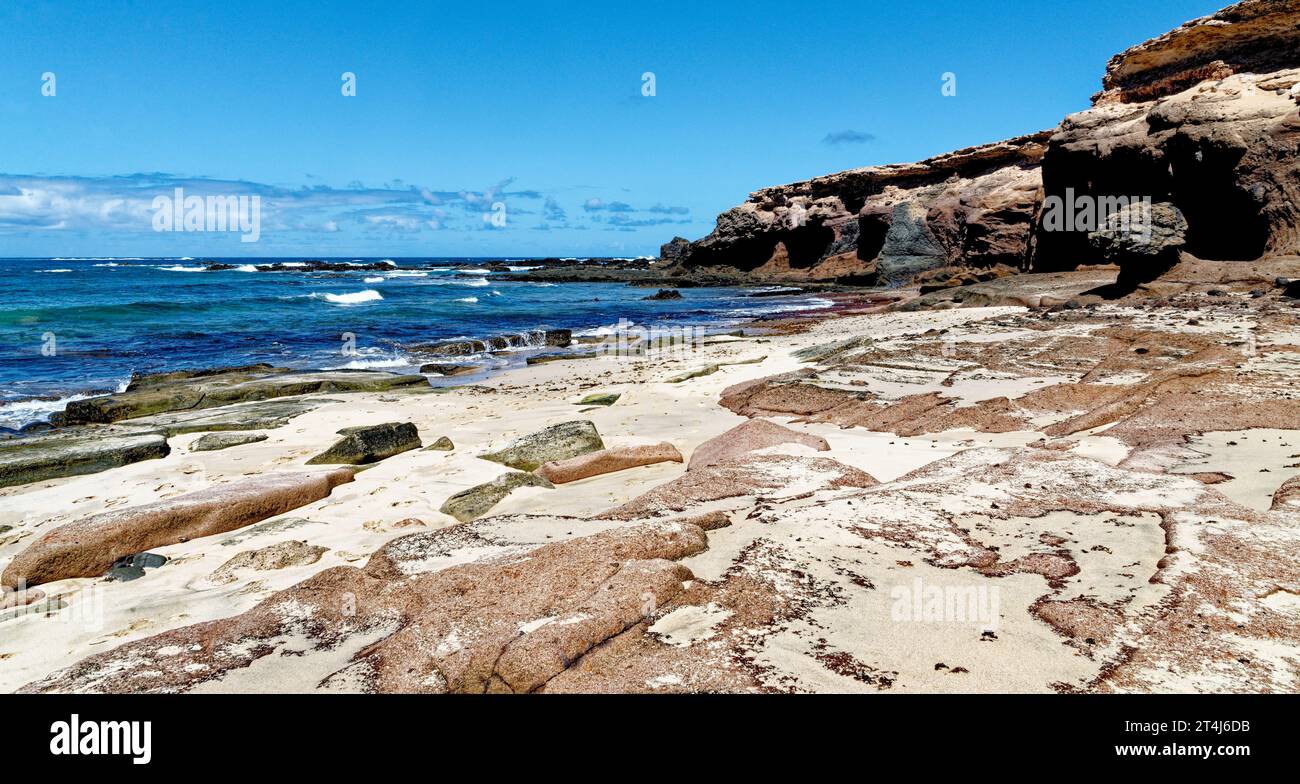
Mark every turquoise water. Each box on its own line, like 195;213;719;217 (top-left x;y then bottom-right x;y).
0;257;828;428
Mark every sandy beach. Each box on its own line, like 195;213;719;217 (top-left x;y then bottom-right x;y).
4;267;1299;693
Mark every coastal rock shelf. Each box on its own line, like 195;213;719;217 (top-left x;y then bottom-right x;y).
59;365;428;425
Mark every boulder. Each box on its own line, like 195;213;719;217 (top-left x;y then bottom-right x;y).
439;471;554;522
479;420;604;472
642;289;683;301
423;436;455;451
190;432;268;452
536;443;683;484
306;422;421;465
1;469;354;588
0;428;170;489
688;418;831;470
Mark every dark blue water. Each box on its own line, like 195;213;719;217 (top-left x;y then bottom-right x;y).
0;258;830;427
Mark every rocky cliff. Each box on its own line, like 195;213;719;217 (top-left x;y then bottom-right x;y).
663;0;1300;287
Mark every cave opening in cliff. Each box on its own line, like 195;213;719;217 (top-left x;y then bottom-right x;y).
856;214;889;261
1166;141;1270;261
775;223;836;268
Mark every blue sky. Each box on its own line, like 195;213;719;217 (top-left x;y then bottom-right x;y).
0;0;1225;258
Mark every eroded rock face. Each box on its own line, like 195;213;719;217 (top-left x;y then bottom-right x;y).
1034;65;1300;275
661;132;1051;285
1;469;354;588
1098;0;1300;105
665;1;1300;287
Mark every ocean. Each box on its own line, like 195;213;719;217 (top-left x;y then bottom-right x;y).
0;257;831;429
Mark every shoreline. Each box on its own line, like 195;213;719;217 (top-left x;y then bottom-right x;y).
3;266;1300;693
0;283;855;432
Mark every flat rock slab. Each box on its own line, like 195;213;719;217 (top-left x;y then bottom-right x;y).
479;420;604;472
537;443;683;484
0;428;170;489
688;418;830;470
1;468;354;588
307;422;421;465
440;471;554;522
60;367;427;425
131;397;337;436
190;432;268;452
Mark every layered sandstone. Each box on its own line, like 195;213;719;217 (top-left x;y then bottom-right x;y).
665;0;1300;287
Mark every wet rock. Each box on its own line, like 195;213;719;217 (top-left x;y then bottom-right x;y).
688;418;830;470
416;329;572;357
439;471;555;522
0;428;170;489
61;367;426;425
642;289;683;301
536;443;683;484
419;363;477;376
479;420;604;472
2;469;354;588
306;422;421;465
190;432;268;452
209;540;329;584
106;552;168;582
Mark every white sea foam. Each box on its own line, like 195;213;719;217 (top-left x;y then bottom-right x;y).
0;392;103;429
235;265;259;272
315;290;384;305
455;296;479;304
38;269;72;273
363;276;384;283
159;265;206;272
459;268;491;274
